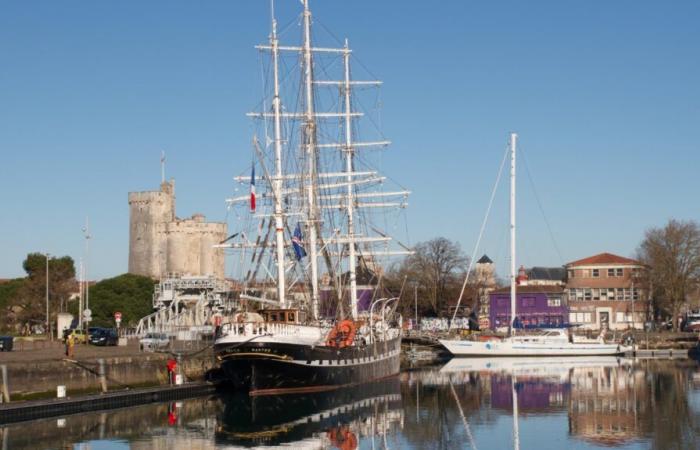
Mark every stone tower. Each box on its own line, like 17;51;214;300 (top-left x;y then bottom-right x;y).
128;181;175;278
475;254;497;327
128;180;227;279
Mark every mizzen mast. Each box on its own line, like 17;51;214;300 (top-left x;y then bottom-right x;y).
342;39;359;319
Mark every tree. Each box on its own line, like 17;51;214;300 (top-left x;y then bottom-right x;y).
0;278;25;332
76;273;155;327
17;253;75;326
392;237;468;316
637;219;700;330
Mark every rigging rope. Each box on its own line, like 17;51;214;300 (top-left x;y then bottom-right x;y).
450;144;510;325
519;146;565;265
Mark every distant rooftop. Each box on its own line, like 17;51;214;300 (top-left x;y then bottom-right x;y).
566;252;641;267
477;254;493;264
527;266;566;281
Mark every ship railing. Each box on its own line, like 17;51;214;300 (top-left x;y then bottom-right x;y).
369;297;400;343
220;321;325;339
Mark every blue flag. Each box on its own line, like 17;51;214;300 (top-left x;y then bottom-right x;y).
292;223;307;260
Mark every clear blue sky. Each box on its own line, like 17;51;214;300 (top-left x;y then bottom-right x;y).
1;0;698;280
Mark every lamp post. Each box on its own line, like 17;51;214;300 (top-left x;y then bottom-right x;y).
83;218;91;323
414;283;418;331
45;253;51;340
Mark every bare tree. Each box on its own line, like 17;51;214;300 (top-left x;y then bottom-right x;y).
637;219;700;331
395;237;468;316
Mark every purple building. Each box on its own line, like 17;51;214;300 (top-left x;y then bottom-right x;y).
489;285;569;329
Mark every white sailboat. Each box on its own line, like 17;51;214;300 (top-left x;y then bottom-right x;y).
440;133;632;357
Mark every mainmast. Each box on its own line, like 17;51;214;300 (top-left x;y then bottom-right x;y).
509;132;517;335
343;39;358;320
270;10;287;307
302;0;320;319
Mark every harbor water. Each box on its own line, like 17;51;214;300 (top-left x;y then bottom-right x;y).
1;357;699;449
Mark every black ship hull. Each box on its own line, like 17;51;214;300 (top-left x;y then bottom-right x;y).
214;336;401;395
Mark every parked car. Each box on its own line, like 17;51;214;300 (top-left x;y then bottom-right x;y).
89;328;118;346
63;328;88;344
88;327;102;336
140;333;170;351
0;336;13;351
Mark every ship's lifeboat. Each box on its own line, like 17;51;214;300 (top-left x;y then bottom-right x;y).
326;320;357;348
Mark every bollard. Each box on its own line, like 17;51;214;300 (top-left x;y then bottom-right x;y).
1;365;9;403
175;353;185;384
98;359;108;393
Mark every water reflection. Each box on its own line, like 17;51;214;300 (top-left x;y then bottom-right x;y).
1;358;699;449
215;378;402;448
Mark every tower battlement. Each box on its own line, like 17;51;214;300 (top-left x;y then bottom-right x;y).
128;179;226;279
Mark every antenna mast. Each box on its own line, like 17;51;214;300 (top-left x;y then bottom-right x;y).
509;133;517;335
270;4;287;307
302;0;320;319
160;151;165;183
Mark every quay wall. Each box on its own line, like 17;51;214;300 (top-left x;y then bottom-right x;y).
2;351;216;400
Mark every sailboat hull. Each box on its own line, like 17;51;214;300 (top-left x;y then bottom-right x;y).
215;337;401;395
439;339;630;357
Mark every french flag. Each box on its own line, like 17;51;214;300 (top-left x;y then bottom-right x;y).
250;166;256;212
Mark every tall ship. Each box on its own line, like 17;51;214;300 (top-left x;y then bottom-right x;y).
213;0;411;395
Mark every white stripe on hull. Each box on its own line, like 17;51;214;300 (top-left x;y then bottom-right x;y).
439;339;630;357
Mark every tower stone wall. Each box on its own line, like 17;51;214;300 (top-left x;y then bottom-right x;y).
128;180;226;279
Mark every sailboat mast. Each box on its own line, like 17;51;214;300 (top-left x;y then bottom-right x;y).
302;0;320;319
343;39;358;320
270;10;287;307
509;132;517;334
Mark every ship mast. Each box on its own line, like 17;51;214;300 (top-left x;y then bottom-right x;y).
343;39;358;320
270;9;287;307
302;0;320;319
509;132;517;335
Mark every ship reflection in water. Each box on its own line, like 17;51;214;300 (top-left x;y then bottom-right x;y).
215;377;403;449
1;359;700;449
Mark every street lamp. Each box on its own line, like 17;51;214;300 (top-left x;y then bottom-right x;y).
45;253;52;340
83;218;91;324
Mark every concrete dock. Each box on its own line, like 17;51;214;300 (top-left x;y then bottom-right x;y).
0;382;215;425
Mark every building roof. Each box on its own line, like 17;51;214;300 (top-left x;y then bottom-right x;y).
492;285;564;294
526;267;566;281
477;254;493;264
566;252;641;267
